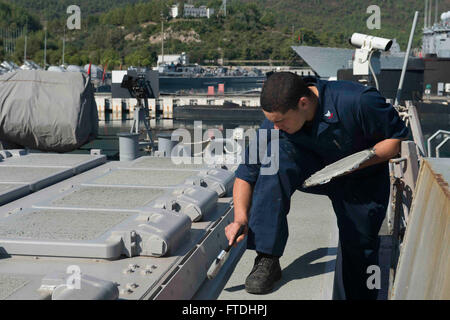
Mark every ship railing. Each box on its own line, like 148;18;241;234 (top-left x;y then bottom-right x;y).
427;129;450;157
387;100;424;234
386;99;424;298
387;99;449;299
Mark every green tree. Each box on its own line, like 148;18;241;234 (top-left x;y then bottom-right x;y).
101;48;121;69
125;47;154;67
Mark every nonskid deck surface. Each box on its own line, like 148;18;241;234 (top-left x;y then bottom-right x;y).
214;158;450;300
0;154;237;300
0;152;405;300
209;191;339;300
0;151;106;205
219;192;338;300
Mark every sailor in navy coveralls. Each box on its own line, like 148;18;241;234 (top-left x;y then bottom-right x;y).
225;72;409;299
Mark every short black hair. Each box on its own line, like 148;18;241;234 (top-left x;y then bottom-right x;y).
260;72;311;114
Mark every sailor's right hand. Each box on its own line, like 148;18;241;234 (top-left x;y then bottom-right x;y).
225;222;248;247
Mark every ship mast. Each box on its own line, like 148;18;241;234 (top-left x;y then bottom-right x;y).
62;24;66;65
43;9;48;69
428;0;433;27
24;17;28;62
44;22;47;69
220;0;227;17
434;0;439;25
161;13;164;66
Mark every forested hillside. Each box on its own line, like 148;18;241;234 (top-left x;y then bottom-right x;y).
3;0;142;19
241;0;449;47
0;2;40;30
1;0;448;68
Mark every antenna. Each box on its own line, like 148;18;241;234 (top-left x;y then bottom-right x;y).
24;18;28;62
44;22;47;69
5;28;7;56
161;12;164;66
220;0;227;17
43;9;48;69
11;28;13;56
435;0;438;25
395;11;419;106
428;0;433;27
62;25;66;65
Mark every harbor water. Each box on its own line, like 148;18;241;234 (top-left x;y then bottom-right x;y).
73;99;450;160
73;117;262;160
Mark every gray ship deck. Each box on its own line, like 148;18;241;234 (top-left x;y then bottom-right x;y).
217;191;338;300
0;152;237;300
0;151;341;300
2;150;444;300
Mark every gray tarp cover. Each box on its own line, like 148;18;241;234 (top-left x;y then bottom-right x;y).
0;70;98;152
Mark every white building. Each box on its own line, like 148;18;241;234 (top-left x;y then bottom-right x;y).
170;5;179;18
157;52;189;67
183;4;214;18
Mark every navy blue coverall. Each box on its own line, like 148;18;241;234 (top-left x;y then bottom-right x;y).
235;79;409;300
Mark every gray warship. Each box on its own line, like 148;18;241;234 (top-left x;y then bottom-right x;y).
0;3;448;301
0;70;448;301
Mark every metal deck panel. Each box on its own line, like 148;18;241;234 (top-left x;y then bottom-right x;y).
44;186;167;210
0;152;107;205
0;153;106;174
0;209;134;241
0;166;72;186
128;156;208;170
87;169;198;187
0;154;238;299
0;162;118;214
0;197;234;300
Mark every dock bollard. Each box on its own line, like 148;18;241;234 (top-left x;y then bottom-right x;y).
157;132;180;157
117;132;140;161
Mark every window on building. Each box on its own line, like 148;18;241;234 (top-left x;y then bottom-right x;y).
173;99;180;107
207;99;215;105
189;99;198;105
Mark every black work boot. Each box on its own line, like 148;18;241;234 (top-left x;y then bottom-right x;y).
245;252;282;294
